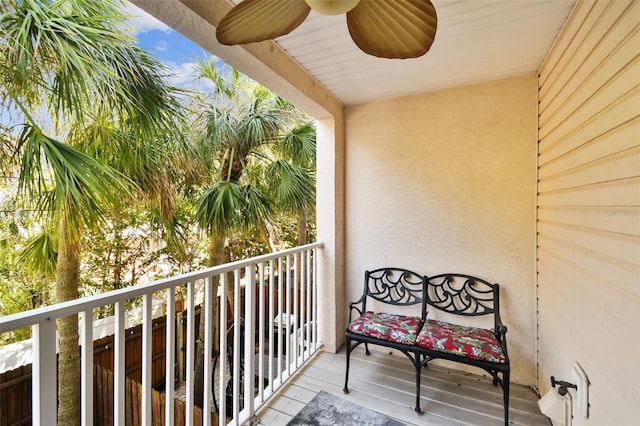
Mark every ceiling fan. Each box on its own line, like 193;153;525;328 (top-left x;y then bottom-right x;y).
216;0;438;59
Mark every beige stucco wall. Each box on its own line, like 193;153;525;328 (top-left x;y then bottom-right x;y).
344;75;538;385
537;1;640;424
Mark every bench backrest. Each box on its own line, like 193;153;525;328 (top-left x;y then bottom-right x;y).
363;268;428;319
426;274;500;322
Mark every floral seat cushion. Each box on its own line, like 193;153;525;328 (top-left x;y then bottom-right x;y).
347;311;422;345
416;319;506;363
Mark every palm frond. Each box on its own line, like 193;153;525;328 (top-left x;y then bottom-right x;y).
236;102;284;151
195;56;236;100
0;124;19;173
241;184;271;229
267;160;315;212
281;121;316;166
17;125;133;237
197;106;237;155
72;119;181;213
18;228;58;277
195;180;243;234
1;0;184;135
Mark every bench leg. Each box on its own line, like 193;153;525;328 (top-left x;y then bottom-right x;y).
365;342;370;355
343;338;351;393
414;360;422;412
503;370;510;426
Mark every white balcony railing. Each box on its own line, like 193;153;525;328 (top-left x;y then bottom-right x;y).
0;242;324;426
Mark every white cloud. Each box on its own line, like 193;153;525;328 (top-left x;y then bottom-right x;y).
123;3;172;34
164;62;197;85
162;62;212;92
155;41;169;52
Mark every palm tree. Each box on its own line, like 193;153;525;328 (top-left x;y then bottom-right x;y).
1;1;186;424
267;120;316;247
189;58;316;408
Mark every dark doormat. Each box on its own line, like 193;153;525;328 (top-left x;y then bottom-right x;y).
287;391;405;425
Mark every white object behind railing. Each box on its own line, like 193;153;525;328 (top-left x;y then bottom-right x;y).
0;242;323;426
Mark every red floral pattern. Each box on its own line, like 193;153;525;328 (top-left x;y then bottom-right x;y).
416;319;506;363
348;311;422;345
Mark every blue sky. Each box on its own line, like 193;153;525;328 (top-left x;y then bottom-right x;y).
0;4;216;131
125;3;212;90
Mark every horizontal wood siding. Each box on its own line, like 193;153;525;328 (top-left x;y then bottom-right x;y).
537;1;640;425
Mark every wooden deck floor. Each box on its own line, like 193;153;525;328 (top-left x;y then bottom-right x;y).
253;349;550;426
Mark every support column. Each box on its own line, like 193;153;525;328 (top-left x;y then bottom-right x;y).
316;113;346;353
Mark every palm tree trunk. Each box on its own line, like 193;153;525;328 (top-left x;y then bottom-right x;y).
55;216;81;426
194;233;226;408
297;207;308;246
259;221;277;252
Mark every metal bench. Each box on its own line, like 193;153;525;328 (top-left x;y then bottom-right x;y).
343;268;511;425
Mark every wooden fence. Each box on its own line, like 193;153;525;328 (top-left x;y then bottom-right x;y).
0;362;217;426
0;364;32;426
91;302;203;387
0;305;198;426
93;365;217;426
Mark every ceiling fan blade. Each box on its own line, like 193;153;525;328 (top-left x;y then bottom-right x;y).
217;0;311;45
346;0;437;59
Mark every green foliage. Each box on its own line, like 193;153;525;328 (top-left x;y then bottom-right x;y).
0;209;54;343
0;0;190;369
1;0;183;131
280;121;316;167
0;4;316;349
17;126;133;238
190;57;317;255
19;228;58;277
266;159;315;213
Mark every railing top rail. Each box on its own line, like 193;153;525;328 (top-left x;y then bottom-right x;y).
0;242;323;334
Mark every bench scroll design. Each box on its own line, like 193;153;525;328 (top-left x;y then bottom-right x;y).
366;268;425;306
427;274;497;316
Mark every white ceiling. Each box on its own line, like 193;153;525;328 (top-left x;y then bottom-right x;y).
135;0;577;111
273;0;577;105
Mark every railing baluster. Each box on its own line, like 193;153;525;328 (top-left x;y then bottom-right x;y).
258;262;265;402
176;309;184;383
31;319;56;426
244;265;256;418
285;254;291;375
268;259;275;393
219;272;227;426
233;269;241;421
306;249;312;355
293;253;299;368
313;248;318;346
299;251;306;361
185;281;195;425
277;256;283;383
142;294;152;426
114;301;125;425
203;276;213;424
165;287;175;426
81;309;93;425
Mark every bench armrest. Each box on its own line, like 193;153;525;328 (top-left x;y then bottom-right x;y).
495;324;508;342
346;295;366;325
494;313;509;357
